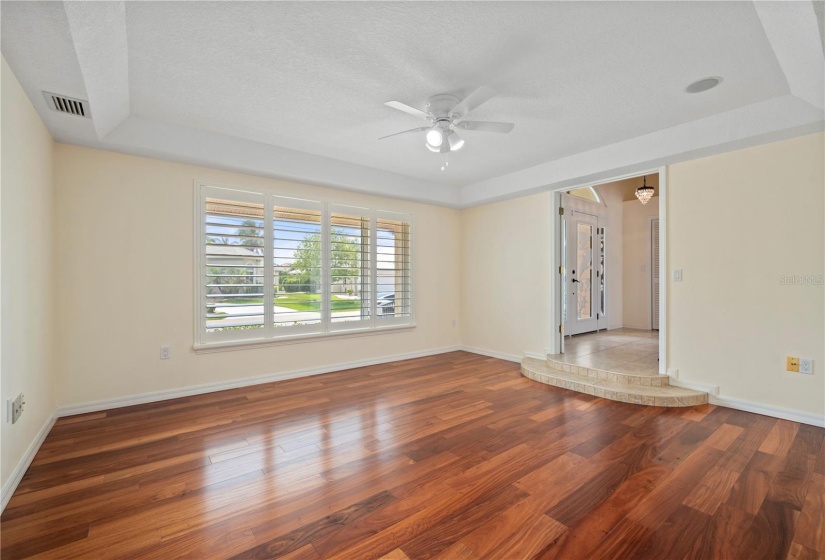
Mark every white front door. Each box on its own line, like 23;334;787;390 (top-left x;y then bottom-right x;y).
564;211;607;336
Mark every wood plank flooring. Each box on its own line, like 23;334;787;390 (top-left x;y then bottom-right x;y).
2;351;823;559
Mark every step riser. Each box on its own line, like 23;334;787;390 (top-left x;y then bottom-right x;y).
521;361;708;408
546;358;669;387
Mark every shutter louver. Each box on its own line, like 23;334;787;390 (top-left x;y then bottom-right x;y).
204;197;266;332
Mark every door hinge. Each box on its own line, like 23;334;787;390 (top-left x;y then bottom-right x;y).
559;266;564;275
558;207;565;216
559;325;564;333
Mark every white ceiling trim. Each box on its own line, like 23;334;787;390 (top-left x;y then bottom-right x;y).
63;1;130;139
99;115;460;207
754;0;825;111
460;94;824;207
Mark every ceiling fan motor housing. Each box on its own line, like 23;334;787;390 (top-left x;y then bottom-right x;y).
426;94;461;118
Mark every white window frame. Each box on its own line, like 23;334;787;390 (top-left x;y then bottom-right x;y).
194;181;414;352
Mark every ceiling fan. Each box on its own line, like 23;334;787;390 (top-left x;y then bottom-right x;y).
379;86;514;153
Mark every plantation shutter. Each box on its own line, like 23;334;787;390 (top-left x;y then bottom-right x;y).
376;212;412;323
201;187;267;340
196;183;413;347
273;198;323;331
328;206;371;328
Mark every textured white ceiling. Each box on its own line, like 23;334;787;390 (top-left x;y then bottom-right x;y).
1;1;823;206
123;1;787;186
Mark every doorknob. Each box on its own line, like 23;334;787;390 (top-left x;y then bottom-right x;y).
572;278;579;283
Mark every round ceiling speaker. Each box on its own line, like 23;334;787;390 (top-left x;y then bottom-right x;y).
685;77;722;94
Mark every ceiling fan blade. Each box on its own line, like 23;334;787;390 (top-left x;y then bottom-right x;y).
378;127;430;140
454;121;515;133
384;101;432;120
451;86;496;118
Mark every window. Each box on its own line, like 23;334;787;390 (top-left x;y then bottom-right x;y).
376;213;411;321
196;184;413;347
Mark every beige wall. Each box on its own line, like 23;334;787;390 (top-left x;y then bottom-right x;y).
668;132;824;416
460;192;553;358
1;58;56;487
53;145;461;406
622;196;659;330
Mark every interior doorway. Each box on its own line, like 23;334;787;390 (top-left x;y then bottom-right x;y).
554;170;665;373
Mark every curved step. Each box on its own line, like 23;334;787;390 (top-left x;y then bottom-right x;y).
545;357;670;387
521;357;708;407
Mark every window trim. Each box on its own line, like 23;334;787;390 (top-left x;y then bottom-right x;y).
193;181;414;351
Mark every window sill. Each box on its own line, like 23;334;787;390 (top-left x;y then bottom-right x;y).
193;323;416;354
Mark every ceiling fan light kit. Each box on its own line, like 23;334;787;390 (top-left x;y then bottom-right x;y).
447;132;464;151
381;86;514;158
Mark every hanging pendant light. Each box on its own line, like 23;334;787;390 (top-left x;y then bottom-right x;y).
635;175;654;205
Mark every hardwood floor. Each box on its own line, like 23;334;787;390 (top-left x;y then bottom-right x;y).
2;351;823;559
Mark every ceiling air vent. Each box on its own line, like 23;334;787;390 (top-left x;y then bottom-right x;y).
42;91;90;118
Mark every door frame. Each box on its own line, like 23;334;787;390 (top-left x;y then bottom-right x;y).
650;216;660;331
551;166;668;375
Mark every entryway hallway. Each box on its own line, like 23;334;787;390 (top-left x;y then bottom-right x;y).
552;328;659;376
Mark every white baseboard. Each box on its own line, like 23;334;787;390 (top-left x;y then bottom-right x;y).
669;378;720;396
709;394;824;428
523;351;546;361
669;373;823;427
2;411;57;513
57;345;462;417
458;345;523;363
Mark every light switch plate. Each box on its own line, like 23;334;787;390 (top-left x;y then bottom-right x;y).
11;393;24;424
673;269;683;282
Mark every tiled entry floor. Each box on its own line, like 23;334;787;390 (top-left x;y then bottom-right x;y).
550;328;660;376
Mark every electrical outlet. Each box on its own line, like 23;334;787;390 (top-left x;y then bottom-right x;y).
11;393;25;424
799;358;814;375
160;346;170;360
786;356;800;372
